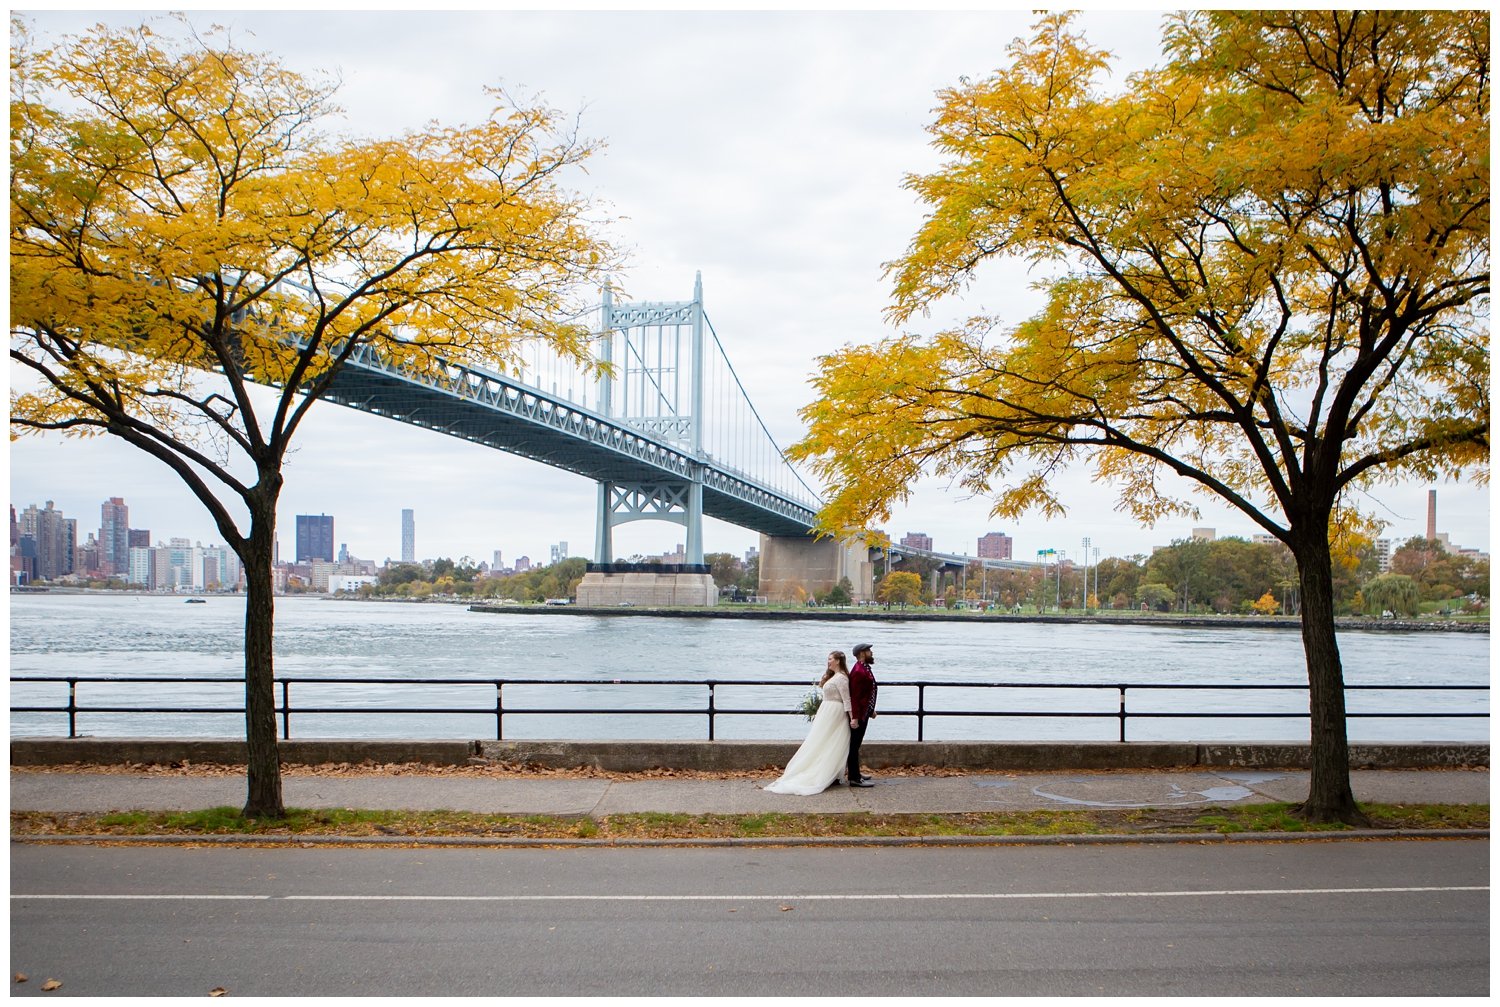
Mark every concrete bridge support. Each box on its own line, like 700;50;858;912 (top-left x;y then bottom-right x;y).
758;534;874;603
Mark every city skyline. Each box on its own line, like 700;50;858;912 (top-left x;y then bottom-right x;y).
9;482;1484;573
9;10;1489;568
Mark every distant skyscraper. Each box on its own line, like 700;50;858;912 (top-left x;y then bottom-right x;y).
977;531;1013;560
100;497;129;576
1427;489;1438;541
128;528;151;549
901;531;933;551
295;514;335;563
401;509;415;563
22;501;74;581
550;541;568;564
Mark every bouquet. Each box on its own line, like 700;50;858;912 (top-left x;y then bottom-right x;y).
798;688;823;721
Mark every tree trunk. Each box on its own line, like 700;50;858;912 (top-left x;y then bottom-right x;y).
241;506;284;819
1289;530;1366;825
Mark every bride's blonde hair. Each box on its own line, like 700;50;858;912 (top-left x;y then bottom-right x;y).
818;650;849;686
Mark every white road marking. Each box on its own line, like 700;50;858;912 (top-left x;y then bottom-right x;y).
12;885;1487;902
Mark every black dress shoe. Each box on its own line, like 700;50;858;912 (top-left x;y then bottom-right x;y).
849;779;874;788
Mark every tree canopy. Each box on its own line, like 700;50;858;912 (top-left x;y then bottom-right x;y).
11;17;617;516
793;11;1487;541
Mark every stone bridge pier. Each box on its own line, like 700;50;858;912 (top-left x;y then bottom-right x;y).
758;534;875;603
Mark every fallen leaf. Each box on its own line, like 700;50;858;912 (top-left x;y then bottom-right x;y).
14;973;26;983
41;979;61;991
779;905;794;912
209;987;227;997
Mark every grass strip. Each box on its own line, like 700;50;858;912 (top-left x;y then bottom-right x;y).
11;802;1487;841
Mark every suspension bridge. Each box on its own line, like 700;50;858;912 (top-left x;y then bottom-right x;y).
314;274;878;603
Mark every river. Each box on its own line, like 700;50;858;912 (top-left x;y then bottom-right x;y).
7;593;1489;743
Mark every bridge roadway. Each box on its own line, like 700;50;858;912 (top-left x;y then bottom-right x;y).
319;340;818;538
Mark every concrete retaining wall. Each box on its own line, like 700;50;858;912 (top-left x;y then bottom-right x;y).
10;738;1487;771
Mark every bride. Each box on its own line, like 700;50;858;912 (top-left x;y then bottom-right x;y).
764;650;855;795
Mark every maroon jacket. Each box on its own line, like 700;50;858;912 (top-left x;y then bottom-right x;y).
849;660;878;723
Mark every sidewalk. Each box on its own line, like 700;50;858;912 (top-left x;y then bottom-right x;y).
10;767;1490;817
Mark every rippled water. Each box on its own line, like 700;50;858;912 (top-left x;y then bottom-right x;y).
8;593;1489;743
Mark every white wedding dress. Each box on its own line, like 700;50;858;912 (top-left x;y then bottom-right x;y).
764;674;852;795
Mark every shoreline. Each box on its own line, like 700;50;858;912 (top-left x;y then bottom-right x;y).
13;589;1487;633
469;603;1490;633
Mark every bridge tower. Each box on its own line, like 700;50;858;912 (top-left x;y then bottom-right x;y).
577;274;717;606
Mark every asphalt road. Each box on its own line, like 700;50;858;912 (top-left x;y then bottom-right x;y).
10;840;1488;997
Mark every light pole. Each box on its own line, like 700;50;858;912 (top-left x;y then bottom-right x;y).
1036;548;1054;612
1056;550;1066;612
1081;536;1091;611
1091;545;1101;611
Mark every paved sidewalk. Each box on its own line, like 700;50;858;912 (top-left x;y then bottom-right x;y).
10;767;1490;816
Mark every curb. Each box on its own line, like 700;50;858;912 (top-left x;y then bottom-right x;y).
12;738;1488;771
11;829;1488;849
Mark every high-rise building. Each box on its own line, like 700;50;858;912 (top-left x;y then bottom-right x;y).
901;531;933;551
99;497;129;576
128;528;151;549
76;533;102;577
977;531;1013;560
21;501;74;581
1373;538;1394;573
295;514;335;563
1427;489;1438;541
401;509;415;563
550;541;569;564
128;545;154;587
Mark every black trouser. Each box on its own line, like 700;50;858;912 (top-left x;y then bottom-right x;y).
847;719;869;782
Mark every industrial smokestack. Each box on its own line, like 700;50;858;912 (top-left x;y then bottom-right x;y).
1427;489;1437;541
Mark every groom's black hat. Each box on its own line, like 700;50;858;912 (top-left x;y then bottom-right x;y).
853;643;872;654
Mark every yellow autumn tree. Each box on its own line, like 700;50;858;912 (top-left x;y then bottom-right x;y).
791;12;1488;823
877;570;924;608
9;16;620;816
1251;592;1280;617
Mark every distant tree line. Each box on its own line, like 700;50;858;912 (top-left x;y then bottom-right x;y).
358;550;766;604
361;557;588;603
878;536;1488;617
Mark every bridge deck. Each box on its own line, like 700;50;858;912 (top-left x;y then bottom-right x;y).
321;357;817;538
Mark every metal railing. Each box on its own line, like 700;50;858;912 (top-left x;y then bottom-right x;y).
9;675;1489;742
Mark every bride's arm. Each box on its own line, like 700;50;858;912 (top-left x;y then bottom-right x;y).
833;675;854;723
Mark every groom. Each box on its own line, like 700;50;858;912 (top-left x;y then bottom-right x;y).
847;643;879;787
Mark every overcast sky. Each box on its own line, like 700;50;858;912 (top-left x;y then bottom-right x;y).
9;8;1490;566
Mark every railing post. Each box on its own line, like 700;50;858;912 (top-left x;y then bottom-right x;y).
496;682;505;740
1118;685;1127;743
67;678;78;739
707;681;716;741
917;683;926;742
280;681;291;740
